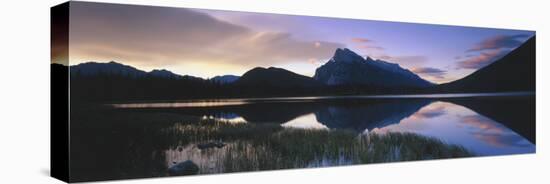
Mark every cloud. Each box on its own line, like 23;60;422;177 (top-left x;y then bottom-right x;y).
352;37;384;52
68;2;345;76
411;67;446;74
351;38;373;43
454;34;530;70
411;67;447;79
467;34;530;52
377;55;429;65
456;49;507;69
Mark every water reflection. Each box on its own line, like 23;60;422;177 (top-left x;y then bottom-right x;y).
111;95;535;156
69;94;535;181
282;113;328;130
201;113;247;124
314;100;430;132
371;102;535;155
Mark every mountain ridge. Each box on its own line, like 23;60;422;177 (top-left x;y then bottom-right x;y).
70;61;200;80
437;36;535;92
314;48;433;88
211;75;240;84
235;67;323;88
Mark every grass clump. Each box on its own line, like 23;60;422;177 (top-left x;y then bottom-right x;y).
216;129;474;173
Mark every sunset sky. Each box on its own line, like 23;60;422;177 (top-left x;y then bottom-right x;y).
55;1;535;84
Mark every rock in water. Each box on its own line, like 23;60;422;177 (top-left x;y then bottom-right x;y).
168;160;199;176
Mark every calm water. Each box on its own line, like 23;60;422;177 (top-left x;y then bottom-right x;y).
111;93;535;156
69;93;535;181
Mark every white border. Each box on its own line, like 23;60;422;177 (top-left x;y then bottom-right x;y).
0;0;547;183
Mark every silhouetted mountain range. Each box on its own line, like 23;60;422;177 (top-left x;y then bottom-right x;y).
70;61;194;79
437;36;535;92
235;67;323;88
211;75;239;84
70;61;148;77
149;69;183;79
57;39;535;101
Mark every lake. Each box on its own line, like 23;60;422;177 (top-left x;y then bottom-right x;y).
69;93;535;181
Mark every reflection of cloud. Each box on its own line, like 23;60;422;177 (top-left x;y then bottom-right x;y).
456;49;507;69
470;132;530;148
460;115;531;148
467;34;530;52
412;104;446;119
461;115;504;133
69;2;345;76
411;67;447;79
372;102;453;134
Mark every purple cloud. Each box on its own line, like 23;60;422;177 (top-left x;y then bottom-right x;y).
351;38;373;43
467;34;530;52
457;49;508;69
378;55;429;64
411;67;447;79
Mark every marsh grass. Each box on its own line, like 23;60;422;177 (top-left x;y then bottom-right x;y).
215;129;473;172
162;121;473;173
162;120;282;146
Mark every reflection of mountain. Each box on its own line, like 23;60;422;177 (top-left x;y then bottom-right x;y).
438;36;535;92
314;99;432;132
213;102;321;124
314;48;433;88
126;98;432;132
137;101;321;124
444;96;535;144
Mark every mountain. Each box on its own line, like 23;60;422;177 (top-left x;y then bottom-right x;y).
211;75;240;84
314;48;433;88
69;61;217;101
438;36;535;92
148;69;183;79
70;61;202;80
70;61;147;77
235;67;323;88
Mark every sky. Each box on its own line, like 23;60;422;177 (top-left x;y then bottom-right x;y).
55;1;535;84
